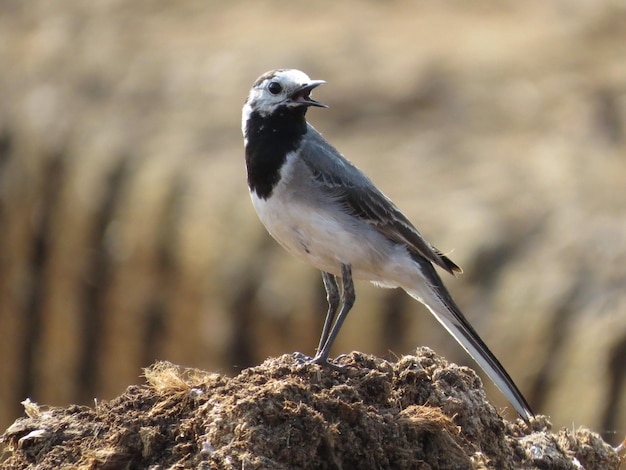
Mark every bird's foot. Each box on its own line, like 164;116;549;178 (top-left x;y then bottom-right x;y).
291;351;348;372
291;352;314;364
313;357;348;372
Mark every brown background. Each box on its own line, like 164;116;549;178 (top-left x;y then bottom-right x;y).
1;0;625;445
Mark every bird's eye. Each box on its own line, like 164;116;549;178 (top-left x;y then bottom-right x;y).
268;81;282;95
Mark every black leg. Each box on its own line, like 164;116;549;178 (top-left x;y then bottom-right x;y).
317;271;340;354
312;263;355;365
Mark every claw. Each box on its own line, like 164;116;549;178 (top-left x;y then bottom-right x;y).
291;351;348;372
291;352;314;364
309;355;348;372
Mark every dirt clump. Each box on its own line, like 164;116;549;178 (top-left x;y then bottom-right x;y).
1;348;620;469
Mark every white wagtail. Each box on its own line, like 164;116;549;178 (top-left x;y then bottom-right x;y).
242;69;534;421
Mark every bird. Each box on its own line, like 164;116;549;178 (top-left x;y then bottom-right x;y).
241;68;534;421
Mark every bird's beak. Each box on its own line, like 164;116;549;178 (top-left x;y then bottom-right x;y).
290;80;328;108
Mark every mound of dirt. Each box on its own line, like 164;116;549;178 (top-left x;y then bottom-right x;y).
1;348;620;469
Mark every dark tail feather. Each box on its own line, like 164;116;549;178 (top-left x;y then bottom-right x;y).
407;258;534;421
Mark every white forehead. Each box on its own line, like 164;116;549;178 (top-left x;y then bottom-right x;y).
254;69;312;89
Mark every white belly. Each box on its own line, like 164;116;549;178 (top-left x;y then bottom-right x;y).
251;189;410;286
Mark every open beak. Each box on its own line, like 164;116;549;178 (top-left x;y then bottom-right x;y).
290;80;328;108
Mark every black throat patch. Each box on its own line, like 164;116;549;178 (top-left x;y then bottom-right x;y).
244;107;308;199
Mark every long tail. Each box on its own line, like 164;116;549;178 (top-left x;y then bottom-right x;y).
405;257;534;421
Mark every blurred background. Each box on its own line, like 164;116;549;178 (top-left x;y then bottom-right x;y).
1;0;625;445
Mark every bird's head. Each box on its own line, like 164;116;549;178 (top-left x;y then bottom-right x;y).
243;69;327;118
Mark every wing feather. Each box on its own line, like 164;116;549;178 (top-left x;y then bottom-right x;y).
299;125;462;276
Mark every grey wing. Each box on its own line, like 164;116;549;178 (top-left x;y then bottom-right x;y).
300;125;462;276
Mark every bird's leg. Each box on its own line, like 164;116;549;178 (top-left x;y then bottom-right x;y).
292;271;341;365
316;271;340;355
312;263;355;367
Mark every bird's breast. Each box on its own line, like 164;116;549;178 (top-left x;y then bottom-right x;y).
250;180;406;283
